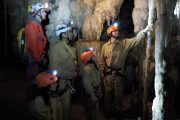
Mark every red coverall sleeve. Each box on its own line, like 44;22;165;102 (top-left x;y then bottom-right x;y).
25;23;42;62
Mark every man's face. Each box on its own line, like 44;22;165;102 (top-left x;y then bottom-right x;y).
40;9;47;20
63;29;73;41
111;30;119;38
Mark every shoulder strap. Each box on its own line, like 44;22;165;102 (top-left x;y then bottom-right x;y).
63;41;77;65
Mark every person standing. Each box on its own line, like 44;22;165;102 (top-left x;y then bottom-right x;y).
49;24;78;120
80;48;100;120
99;22;153;119
25;2;48;84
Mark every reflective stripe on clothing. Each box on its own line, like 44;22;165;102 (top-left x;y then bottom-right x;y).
63;41;77;65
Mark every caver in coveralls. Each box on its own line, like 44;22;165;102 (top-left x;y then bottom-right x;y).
99;22;153;118
49;24;78;120
80;49;101;120
25;2;49;84
28;71;62;120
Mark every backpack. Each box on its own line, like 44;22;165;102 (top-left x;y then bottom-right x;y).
16;27;28;63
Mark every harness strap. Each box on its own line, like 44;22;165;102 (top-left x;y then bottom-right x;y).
104;66;125;77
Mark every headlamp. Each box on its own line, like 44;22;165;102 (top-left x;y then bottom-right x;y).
67;20;74;27
44;3;49;8
52;70;58;76
70;21;73;25
89;47;93;51
85;47;93;52
113;22;118;27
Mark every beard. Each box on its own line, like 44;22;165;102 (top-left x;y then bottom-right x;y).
112;35;119;39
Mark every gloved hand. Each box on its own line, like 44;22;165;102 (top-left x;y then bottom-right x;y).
143;24;153;33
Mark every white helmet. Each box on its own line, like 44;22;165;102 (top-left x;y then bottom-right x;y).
30;2;45;16
55;24;71;36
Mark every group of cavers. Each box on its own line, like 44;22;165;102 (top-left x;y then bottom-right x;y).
17;2;153;120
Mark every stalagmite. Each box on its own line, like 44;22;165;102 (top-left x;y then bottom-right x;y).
143;0;156;118
152;0;178;119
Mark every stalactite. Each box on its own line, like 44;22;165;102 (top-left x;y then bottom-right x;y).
81;14;103;40
132;0;148;33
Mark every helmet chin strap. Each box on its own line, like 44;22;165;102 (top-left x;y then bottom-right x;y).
35;10;43;22
38;11;43;21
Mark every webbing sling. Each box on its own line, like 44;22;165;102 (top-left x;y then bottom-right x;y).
64;41;77;64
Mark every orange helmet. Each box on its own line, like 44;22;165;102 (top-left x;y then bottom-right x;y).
107;26;118;36
80;50;95;64
36;72;58;88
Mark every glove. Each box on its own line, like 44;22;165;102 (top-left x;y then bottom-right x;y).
143;24;153;33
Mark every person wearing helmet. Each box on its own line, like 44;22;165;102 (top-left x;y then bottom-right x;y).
99;23;153;119
80;48;100;120
24;2;49;85
49;24;78;120
27;71;63;120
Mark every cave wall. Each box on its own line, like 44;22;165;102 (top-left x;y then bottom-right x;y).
4;0;124;47
3;0;126;64
3;0;145;49
4;0;180;90
133;0;148;33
